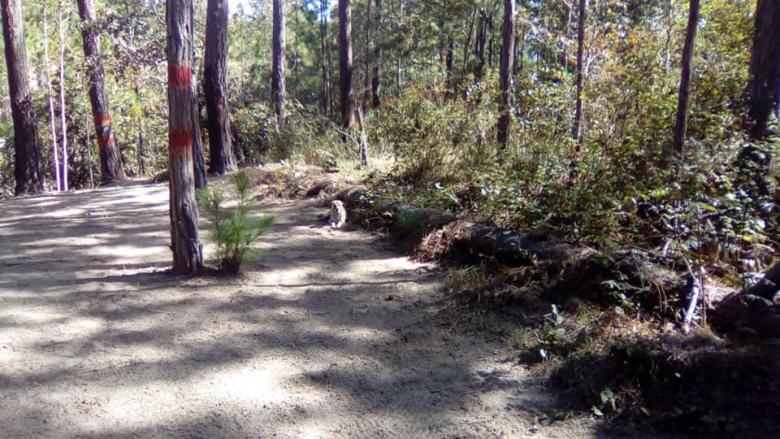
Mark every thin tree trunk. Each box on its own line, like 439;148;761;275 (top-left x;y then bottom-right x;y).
363;0;371;105
339;0;367;167
192;94;207;189
445;35;455;99
339;0;356;130
167;0;203;274
672;0;700;156
204;0;236;174
43;5;60;191
571;0;586;144
487;12;495;69
135;85;146;176
86;112;94;188
747;0;780;139
497;0;516;146
1;0;43;195
76;0;126;185
272;0;287;130
462;6;476;73
320;0;333;115
371;0;382;108
473;9;487;83
58;0;69;192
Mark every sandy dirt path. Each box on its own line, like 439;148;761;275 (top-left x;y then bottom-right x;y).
0;182;609;438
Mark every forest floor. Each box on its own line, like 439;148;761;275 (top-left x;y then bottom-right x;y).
0;178;672;438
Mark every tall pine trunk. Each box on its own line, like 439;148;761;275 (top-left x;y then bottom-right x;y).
370;0;382;108
57;0;69;191
167;0;203;275
76;0;126;185
672;0;700;157
42;5;60;191
445;35;454;99
571;0;586;144
1;0;43;195
320;0;333;115
272;0;286;130
748;0;780;139
497;0;516;146
363;0;372;106
204;0;236;174
339;0;367;168
339;0;355;130
473;9;487;83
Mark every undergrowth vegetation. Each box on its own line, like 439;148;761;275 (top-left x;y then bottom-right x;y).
242;1;780;432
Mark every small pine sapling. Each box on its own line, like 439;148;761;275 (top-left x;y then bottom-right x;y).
197;170;274;274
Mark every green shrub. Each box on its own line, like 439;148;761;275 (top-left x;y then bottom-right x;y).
197;171;274;274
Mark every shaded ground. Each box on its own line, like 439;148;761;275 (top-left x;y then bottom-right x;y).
0;181;636;438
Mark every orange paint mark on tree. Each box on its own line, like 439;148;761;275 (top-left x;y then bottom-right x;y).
94;113;113;129
168;64;192;89
169;129;193;151
97;134;116;149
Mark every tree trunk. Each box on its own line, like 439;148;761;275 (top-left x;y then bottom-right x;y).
58;0;69;192
320;0;333;115
1;0;43;195
85;112;94;188
76;0;125;185
363;0;372;106
473;9;487;83
339;0;356;130
272;0;286;130
167;0;203;275
487;12;495;69
672;0;700;157
462;6;476;74
445;35;454;99
747;0;780;139
497;0;516;146
204;0;236;174
138;118;145;176
42;5;60;191
571;0;586;144
370;0;382;108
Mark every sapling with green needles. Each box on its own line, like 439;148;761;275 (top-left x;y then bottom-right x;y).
197;170;274;274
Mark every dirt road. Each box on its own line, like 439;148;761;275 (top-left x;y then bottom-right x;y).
0;182;605;438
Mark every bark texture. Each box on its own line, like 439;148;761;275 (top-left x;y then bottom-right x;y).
167;0;203;274
76;0;126;185
272;0;287;130
672;0;700;156
42;6;60;190
320;0;333;115
497;0;516;145
1;0;43;195
747;0;780;139
370;0;382;108
473;9;488;83
339;0;356;130
204;0;236;174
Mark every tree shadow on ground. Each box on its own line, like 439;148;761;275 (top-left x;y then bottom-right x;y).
0;182;581;438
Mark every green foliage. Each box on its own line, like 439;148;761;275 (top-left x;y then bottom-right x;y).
266;109;343;165
196;171;274;274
